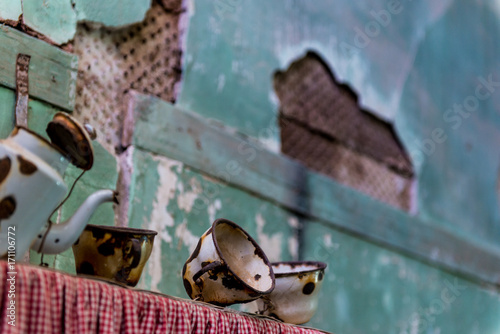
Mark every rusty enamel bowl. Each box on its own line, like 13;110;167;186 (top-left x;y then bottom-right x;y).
72;224;157;287
256;261;326;324
182;218;275;306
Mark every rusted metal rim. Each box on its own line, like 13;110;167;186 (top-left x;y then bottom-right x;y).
271;261;327;277
211;218;276;294
86;224;158;236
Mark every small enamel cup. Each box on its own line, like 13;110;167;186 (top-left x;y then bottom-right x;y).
72;224;157;287
256;261;326;324
182;218;275;306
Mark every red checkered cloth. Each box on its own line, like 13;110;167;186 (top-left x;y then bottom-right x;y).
0;261;329;333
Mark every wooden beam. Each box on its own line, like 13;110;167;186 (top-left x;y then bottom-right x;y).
128;92;500;286
0;24;78;111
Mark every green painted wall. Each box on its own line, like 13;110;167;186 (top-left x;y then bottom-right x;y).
178;0;500;246
125;93;500;333
0;1;498;333
175;0;500;332
304;220;500;333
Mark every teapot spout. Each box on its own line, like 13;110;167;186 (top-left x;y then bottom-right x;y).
31;189;118;254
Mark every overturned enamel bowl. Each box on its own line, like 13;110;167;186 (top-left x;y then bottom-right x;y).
256;261;326;324
72;224;157;287
182;218;275;306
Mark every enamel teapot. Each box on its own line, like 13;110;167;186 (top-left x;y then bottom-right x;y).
0;112;117;261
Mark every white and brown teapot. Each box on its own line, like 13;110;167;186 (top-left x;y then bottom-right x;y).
0;112;117;260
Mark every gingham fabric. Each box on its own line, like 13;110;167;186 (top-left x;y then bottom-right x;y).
0;261;328;333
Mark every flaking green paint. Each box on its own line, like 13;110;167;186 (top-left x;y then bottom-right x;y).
127;148;297;296
129;92;500;287
179;0;500;259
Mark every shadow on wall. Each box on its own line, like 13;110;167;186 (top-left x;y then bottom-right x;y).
274;51;415;212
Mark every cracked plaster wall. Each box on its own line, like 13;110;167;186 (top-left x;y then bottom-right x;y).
179;0;500;246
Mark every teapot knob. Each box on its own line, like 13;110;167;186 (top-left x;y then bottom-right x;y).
84;124;97;140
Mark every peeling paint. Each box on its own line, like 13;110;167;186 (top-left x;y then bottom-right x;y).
257;135;279;153
175;219;199;253
287;216;300;229
255;212;282;262
207;198;222;223
149;157;181;244
268;89;280;109
186;0;195;17
177;177;202;213
322;233;333;248
147;156;183;291
288;236;298;260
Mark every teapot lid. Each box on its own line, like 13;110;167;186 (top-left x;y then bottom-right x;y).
46;112;94;170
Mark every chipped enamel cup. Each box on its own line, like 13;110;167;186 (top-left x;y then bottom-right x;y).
256;261;326;324
182;218;275;306
72;224;157;287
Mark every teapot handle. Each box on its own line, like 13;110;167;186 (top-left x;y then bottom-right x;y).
193;261;225;283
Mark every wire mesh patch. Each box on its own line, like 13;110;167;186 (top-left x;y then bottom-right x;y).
73;1;184;153
275;52;414;211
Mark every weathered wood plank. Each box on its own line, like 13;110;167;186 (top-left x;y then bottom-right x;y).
0;24;78;111
129;92;500;286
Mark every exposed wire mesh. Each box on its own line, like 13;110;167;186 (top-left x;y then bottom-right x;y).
275;52;414;211
73;0;184;153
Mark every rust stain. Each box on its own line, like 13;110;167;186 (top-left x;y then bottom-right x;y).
186;237;203;263
221;273;245;291
253;246;267;261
